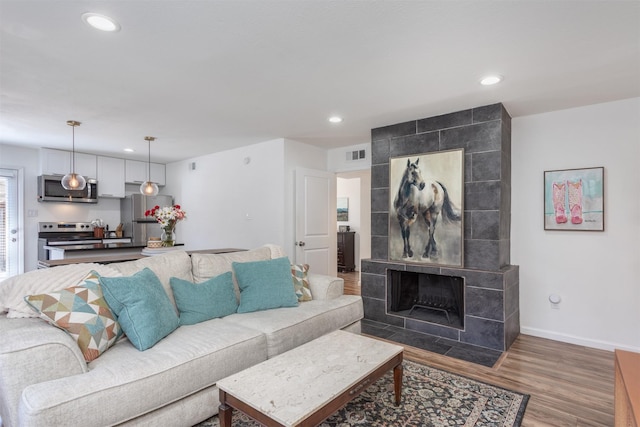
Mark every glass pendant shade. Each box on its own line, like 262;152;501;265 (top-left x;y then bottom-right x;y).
140;181;159;196
61;120;87;190
139;136;159;196
61;173;87;190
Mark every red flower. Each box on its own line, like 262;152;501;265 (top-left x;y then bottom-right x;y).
145;210;150;216
174;204;181;209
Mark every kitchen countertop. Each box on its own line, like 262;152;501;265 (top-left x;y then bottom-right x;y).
38;248;246;268
44;242;183;251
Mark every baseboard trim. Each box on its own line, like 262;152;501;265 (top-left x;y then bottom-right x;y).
521;326;640;353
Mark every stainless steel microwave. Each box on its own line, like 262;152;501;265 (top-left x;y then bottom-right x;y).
37;174;98;203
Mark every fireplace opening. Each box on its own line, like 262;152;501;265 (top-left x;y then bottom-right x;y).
387;270;464;329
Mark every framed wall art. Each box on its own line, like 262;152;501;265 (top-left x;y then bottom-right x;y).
388;149;464;267
544;166;604;231
337;197;349;222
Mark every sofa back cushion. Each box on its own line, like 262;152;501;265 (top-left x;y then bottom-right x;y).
0;263;122;318
191;247;272;282
191;247;272;299
109;250;193;310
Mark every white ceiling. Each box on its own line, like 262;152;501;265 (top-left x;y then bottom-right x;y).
1;1;639;164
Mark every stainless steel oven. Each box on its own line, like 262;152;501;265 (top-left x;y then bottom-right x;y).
37;222;102;261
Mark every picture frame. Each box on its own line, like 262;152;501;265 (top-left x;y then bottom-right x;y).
337;197;349;222
543;167;604;231
388;149;464;267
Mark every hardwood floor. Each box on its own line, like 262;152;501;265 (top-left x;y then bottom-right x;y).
338;271;361;296
338;270;615;426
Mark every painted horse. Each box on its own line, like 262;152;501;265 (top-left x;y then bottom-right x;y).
394;158;462;260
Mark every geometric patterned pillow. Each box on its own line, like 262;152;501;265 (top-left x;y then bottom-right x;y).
291;263;312;302
24;271;122;362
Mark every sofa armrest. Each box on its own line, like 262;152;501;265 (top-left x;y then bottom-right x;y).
0;315;87;427
307;273;344;300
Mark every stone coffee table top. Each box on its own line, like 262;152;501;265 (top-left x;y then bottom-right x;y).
217;330;404;426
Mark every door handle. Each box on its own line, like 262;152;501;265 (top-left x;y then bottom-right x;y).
297;241;306;247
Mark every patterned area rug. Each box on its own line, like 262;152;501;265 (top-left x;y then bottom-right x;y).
196;360;529;427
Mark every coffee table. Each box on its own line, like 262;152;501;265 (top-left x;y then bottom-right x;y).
217;330;404;427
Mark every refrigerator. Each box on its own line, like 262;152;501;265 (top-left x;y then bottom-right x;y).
120;194;173;244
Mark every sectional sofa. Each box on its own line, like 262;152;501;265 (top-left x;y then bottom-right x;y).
0;245;364;427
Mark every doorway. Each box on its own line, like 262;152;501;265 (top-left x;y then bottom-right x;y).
336;169;371;282
0;168;22;280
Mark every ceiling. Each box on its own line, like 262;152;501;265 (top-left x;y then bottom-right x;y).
1;1;639;164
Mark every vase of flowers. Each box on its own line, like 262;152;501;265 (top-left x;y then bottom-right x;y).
145;204;187;247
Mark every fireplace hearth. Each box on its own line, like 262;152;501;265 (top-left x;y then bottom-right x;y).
361;103;520;353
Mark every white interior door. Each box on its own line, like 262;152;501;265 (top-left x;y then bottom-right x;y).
295;167;336;276
0;168;21;280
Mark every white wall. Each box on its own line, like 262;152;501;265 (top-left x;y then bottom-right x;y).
164;138;329;259
328;142;371;172
0;144;121;272
512;97;640;352
163;139;287;251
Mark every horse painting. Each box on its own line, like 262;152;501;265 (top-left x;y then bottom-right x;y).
393;157;462;262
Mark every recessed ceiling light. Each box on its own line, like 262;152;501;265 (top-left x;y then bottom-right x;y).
328;116;343;123
480;75;503;86
82;13;120;32
124;148;134;153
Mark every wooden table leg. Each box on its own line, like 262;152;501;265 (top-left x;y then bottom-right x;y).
218;391;233;427
393;363;403;406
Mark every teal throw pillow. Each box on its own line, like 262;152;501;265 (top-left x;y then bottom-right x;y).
99;268;179;351
233;257;299;314
170;272;238;325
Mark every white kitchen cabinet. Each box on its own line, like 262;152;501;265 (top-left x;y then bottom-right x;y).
126;160;165;186
39;148;96;179
97;156;125;198
125;160;147;184
74;152;97;179
39;148;70;175
150;162;166;186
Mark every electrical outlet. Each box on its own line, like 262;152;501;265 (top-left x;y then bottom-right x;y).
27;209;38;217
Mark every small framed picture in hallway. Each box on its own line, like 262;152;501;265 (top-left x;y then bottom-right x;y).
544;166;604;231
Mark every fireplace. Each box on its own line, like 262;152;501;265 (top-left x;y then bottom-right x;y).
388;270;464;329
361;103;520;352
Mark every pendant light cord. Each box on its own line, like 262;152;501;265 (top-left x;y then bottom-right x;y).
71;124;75;174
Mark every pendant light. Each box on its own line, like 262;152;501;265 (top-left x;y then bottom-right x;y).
61;120;87;190
140;136;159;196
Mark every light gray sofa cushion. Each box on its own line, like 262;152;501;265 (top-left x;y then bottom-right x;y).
18;320;267;427
191;247;272;282
191;247;272;299
109;250;193;309
0;263;122;318
221;295;364;358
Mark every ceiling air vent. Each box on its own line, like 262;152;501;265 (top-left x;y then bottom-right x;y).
345;149;366;161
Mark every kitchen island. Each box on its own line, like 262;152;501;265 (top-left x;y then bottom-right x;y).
43;241;175;261
38;248;245;268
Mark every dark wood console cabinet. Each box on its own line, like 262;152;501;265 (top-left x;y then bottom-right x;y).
337;231;355;272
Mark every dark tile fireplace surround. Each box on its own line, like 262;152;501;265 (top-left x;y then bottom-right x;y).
361;103;520;361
